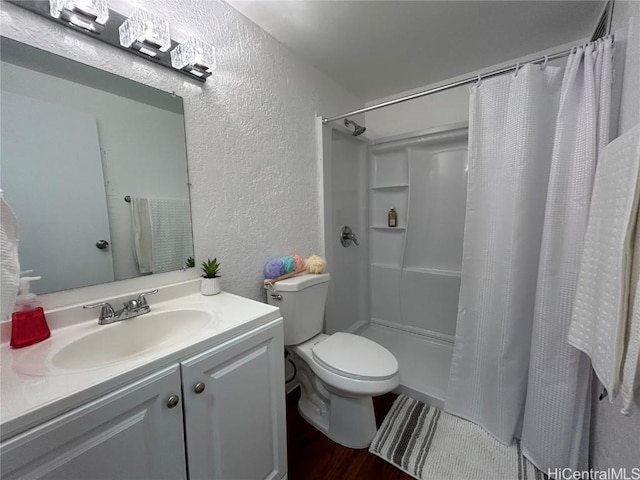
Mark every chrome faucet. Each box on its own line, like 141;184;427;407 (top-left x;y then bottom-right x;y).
84;289;159;325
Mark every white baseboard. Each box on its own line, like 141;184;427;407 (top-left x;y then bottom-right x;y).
286;380;300;395
393;384;445;409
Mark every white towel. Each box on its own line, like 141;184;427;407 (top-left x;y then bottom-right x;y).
148;198;193;274
621;201;640;414
131;197;153;274
569;124;640;414
0;192;20;321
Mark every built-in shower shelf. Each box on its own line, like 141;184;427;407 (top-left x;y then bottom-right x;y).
371;184;409;190
371;226;406;231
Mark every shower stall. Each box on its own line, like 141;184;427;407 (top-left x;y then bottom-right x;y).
320;119;468;407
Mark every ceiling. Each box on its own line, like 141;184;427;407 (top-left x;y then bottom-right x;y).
227;1;604;102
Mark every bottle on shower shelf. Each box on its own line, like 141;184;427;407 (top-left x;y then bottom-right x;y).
388;208;398;228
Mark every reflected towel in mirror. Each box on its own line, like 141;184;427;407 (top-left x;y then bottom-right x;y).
130;197;194;275
149;198;193;274
131;198;153;274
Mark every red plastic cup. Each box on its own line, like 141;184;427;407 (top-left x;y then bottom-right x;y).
10;307;51;348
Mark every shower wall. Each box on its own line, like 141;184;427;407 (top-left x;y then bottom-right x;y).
369;125;468;342
322;124;369;335
321;120;468;404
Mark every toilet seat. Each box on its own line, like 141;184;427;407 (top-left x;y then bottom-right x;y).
294;333;400;396
312;333;398;381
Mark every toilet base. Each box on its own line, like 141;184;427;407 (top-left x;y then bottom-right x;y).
298;392;377;449
296;373;377;449
289;334;398;449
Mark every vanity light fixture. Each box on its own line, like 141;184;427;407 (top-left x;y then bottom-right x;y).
171;37;216;78
9;0;212;83
49;0;109;32
119;8;171;58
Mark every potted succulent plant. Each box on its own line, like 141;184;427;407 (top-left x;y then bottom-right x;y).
201;257;221;295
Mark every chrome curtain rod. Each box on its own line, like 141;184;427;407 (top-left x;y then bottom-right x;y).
322;48;575;124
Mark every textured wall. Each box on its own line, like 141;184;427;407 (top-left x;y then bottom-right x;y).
590;1;640;470
0;0;363;302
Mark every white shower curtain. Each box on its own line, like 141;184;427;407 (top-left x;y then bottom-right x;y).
446;38;613;472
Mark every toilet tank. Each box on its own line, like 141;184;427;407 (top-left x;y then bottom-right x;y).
265;273;330;346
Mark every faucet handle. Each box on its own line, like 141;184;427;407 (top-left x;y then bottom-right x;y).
83;302;116;321
136;289;159;307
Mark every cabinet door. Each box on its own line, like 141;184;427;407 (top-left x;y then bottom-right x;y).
1;366;186;480
181;319;286;480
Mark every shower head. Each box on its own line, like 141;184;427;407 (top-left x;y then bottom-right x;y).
344;118;366;136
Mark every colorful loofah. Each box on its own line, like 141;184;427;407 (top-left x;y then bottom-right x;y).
282;256;296;274
264;258;285;279
264;253;326;281
305;254;327;274
292;254;305;272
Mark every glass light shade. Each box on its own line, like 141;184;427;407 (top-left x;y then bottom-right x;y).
49;0;109;29
119;8;171;55
171;37;216;77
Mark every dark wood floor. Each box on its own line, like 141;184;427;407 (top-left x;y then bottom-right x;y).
286;387;414;480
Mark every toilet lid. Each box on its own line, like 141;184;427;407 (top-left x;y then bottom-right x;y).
312;333;398;380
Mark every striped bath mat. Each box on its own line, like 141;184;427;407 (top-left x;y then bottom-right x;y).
370;395;548;480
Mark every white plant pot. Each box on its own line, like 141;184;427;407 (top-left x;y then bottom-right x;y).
201;277;221;296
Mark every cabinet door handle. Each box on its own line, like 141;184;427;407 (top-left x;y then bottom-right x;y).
166;395;180;408
194;382;206;394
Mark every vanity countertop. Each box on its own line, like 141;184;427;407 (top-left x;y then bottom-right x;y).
0;281;281;441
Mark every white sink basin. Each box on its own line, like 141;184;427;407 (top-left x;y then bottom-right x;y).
51;309;214;370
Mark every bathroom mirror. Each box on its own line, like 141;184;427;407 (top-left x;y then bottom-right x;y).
0;37;194;295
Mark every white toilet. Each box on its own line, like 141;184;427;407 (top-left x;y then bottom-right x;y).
266;273;400;448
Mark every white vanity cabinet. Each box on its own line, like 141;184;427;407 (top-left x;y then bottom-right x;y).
0;365;187;480
0;318;287;480
181;319;287;480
